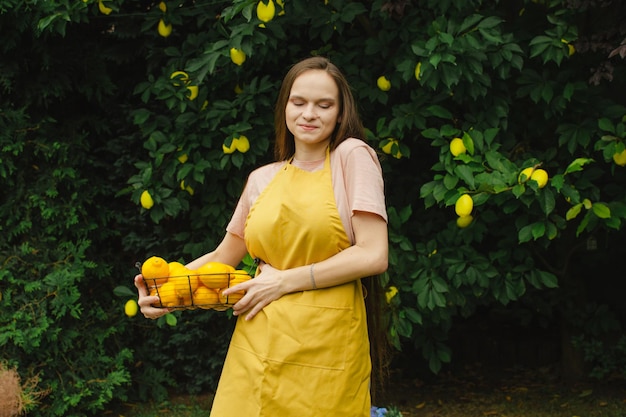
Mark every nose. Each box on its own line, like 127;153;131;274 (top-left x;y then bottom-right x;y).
302;103;317;120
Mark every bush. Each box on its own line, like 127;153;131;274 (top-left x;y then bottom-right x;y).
1;0;626;415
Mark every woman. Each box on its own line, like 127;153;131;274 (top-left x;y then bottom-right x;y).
135;56;388;416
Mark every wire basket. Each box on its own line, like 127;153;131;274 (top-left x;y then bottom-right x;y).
141;270;251;311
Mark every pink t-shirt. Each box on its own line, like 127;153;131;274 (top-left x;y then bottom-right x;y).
226;137;387;244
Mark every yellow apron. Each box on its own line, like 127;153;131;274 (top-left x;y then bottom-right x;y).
210;149;371;417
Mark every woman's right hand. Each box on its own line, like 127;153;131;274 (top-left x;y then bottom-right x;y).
134;274;171;319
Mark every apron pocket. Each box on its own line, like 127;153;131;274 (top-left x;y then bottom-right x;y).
265;298;352;370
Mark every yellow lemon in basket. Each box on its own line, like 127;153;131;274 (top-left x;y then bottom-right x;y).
233;270;252;279
141;256;169;286
198;262;234;289
168;262;199;299
219;274;251;304
180;293;193;308
156;281;179;307
194;286;220;309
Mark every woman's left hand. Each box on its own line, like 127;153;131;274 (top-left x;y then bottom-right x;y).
223;262;285;320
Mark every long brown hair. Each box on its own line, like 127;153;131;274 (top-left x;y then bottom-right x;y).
273;56;365;161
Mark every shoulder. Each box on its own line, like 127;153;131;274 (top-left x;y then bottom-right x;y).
248;161;285;179
245;161;285;193
335;137;376;155
333;138;382;169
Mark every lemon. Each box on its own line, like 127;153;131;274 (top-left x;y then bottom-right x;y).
194;286;220;308
98;0;113;15
156;281;179;307
180;180;194;195
377;76;391;91
230;48;246;66
219;274;251;304
177;153;188;164
414;62;422;81
381;138;401;159
186;85;199;100
141;256;170;286
170;71;190;86
124;299;138;317
234;84;243;94
567;44;575;56
157;19;172;37
518;167;534;184
561;38;576;56
455;194;473;217
158;1;167;12
198;262;234;289
140;190;154;209
530;169;549;188
168;262;199;296
613;149;626;166
381;138;397;155
235;135;250;153
276;0;285;15
456;214;473;228
385;286;398;303
257;0;276;23
223;138;238;154
449;138;466;156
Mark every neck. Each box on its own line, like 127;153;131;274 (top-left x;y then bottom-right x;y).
293;141;329;161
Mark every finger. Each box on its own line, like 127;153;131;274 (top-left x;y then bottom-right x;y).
142;307;169;319
245;300;268;321
222;281;249;296
137;295;161;308
134;274;149;297
230;292;253;316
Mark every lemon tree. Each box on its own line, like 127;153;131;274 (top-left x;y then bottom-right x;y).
2;0;626;414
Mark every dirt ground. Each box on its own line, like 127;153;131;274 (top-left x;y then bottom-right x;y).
381;364;626;417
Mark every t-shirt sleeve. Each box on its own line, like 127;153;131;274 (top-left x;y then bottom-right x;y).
225;184;250;239
342;143;388;222
225;162;283;239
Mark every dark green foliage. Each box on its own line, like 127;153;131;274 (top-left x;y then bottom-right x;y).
1;0;626;415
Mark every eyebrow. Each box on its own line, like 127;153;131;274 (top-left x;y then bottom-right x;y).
289;95;337;103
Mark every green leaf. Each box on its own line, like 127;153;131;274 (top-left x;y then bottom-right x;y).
454;165;475;189
458;14;484;34
165;313;178;327
598;117;615;133
113;286;136;298
404;307;422;325
564;158;594;174
592;202;611;219
518;224;533;243
462;131;475;155
538;188;556;215
477;16;504;29
427;105;452;119
431;276;449;293
538;270;559;288
532;222;545;240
